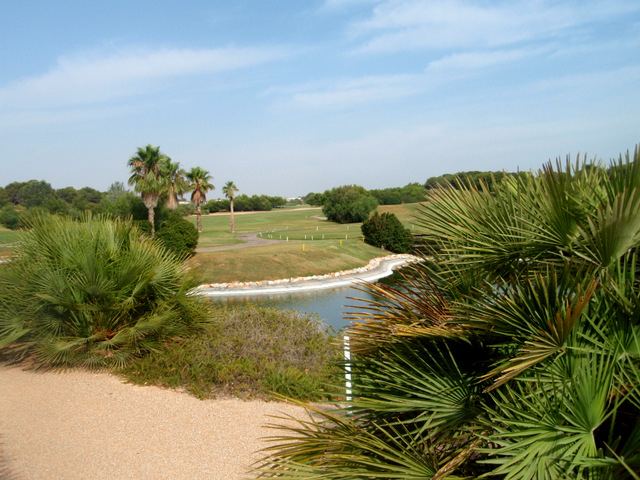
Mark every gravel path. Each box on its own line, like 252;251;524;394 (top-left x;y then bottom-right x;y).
0;365;307;480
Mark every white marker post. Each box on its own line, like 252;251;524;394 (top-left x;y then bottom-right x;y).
344;335;352;402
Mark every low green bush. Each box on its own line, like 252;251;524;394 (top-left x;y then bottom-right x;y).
361;211;413;253
156;215;199;257
0;206;20;230
118;304;342;400
0;212;212;368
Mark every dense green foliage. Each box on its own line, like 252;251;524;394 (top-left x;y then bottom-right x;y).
0;206;20;230
0;213;212;368
257;147;640;479
322;185;378;224
119;304;340;400
425;169;527;191
361;211;414;253
369;182;426;205
155;215;199;257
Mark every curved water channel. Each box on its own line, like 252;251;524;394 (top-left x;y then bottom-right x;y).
210;283;378;331
204;256;415;331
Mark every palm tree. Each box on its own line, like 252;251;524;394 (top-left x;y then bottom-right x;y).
186;167;214;233
160;157;187;210
0;212;212;368
127;144;166;236
222;181;238;233
256;146;640;479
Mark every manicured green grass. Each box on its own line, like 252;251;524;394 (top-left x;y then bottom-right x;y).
190;205;421;283
0;227;20;257
193;240;385;283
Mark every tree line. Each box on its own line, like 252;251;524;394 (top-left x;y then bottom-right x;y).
1;159;525;233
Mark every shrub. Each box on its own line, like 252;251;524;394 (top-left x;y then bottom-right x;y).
0;212;212;368
0;206;20;230
119;304;341;400
322;185;378;224
155;215;199;257
361;211;413;253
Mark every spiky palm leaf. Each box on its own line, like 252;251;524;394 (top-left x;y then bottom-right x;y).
256;146;640;479
0;212;212;368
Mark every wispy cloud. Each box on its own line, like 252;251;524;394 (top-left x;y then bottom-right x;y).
286;73;420;108
425;47;545;72
0;45;289;111
347;0;640;53
274;45;544;109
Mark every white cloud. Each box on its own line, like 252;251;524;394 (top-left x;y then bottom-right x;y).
322;0;381;10
0;45;289;111
347;0;640;53
425;47;545;72
287;73;420;108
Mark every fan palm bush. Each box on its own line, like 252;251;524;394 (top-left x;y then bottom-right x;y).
256;146;640;479
0;213;212;368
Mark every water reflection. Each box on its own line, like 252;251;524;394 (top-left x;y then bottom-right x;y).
210;273;402;331
211;285;370;331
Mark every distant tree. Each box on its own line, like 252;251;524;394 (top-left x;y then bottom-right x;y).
304;192;325;206
127;144;167;236
203;199;230;214
0;188;9;207
269;196;287;209
370;188;402;205
56;186;78;203
322;185;378;224
186;167;214;233
4;182;26;204
103;182;128;203
222;181;238;233
161;157;187;210
361;212;414;253
400;183;426;203
17;180;55;208
234;194;251;212
43;197;70;215
78;187;103;204
155;214;199;258
251;195;273;212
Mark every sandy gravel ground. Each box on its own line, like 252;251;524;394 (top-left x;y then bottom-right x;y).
0;365;308;480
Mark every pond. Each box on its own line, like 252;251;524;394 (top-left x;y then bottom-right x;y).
210;284;374;331
209;272;404;331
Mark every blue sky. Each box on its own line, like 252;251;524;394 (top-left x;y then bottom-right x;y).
1;0;639;197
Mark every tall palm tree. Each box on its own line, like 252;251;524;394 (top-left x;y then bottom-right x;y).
256;146;640;479
186;166;214;233
160;157;187;210
127;144;166;236
222;181;238;233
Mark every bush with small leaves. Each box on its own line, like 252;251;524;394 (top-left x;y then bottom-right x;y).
156;215;199;257
361;211;413;253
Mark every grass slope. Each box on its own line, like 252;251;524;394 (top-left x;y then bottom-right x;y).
191;205;421;283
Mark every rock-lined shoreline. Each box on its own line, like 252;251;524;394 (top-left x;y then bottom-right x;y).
196;254;421;296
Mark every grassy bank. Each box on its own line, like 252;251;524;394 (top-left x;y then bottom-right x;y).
191;204;421;283
0;228;20;257
118;304;342;400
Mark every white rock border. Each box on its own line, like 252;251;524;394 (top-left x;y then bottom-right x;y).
195;254;422;296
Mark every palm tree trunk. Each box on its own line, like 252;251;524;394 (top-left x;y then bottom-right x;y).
196;205;202;233
230;199;235;233
148;206;155;237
